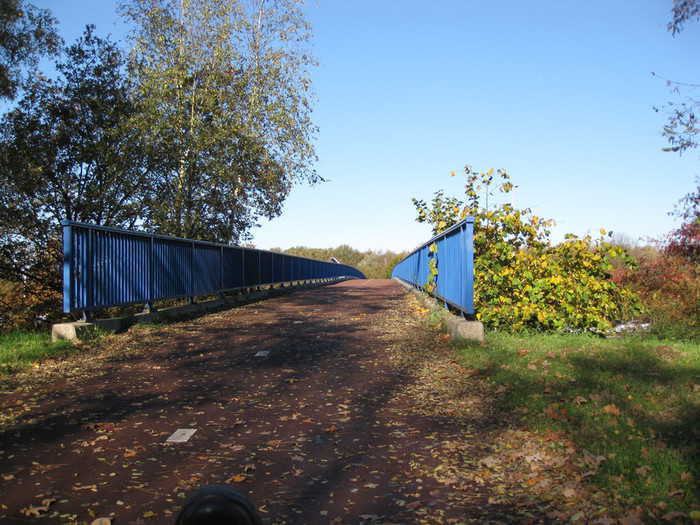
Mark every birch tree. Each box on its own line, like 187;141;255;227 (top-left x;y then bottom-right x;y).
121;0;318;243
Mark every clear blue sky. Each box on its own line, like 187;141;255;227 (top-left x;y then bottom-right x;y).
33;0;700;252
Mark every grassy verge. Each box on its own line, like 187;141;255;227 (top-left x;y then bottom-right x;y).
457;331;700;518
0;331;76;375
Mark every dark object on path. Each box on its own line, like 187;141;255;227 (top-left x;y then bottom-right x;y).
176;486;262;525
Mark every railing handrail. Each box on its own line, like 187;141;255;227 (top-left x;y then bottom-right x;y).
394;217;475;266
61;220;352;266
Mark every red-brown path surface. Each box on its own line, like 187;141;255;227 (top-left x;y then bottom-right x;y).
0;280;544;524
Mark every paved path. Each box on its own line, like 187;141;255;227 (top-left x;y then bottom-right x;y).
0;280;540;524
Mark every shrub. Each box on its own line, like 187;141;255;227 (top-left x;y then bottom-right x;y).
615;253;700;341
412;166;642;332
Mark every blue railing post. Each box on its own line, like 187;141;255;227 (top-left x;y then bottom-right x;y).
241;246;245;290
189;240;194;303
85;227;94;320
465;218;475;315
144;236;154;313
219;245;223;293
62;221;73;314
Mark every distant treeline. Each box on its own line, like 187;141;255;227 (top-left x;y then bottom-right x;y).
270;246;408;280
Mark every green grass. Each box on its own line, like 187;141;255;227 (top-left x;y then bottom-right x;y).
456;331;700;514
0;330;76;375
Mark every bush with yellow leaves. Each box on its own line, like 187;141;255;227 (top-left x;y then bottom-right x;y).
412;166;641;332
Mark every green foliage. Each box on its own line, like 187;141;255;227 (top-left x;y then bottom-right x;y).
0;0;60;99
413;166;641;332
456;332;700;516
273;245;407;280
0;26;142;330
412;190;462;234
121;0;319;243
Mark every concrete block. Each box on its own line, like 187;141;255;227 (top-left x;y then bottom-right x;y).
442;315;484;342
52;322;100;342
52;279;340;343
452;320;484;342
94;317;134;332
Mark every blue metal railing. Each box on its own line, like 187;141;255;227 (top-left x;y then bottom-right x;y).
391;217;475;315
62;221;366;314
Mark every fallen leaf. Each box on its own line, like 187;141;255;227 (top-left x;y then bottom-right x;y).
19;498;56;518
662;512;687;521
562;488;577;499
544;404;568;421
227;474;246;483
91;518;113;525
602;404;621;416
572;396;588;405
635;465;652;476
73;484;97;491
143;511;156;518
20;506;47;518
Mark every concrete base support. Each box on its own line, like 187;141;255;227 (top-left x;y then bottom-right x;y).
52;322;100;342
393;277;484;343
442;316;484;343
52;278;350;341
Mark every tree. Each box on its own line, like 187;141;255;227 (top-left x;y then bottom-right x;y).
653;3;700;261
669;0;700;34
0;0;60;100
655;1;700;153
665;178;700;261
120;0;319;244
277;245;406;279
0;26;145;329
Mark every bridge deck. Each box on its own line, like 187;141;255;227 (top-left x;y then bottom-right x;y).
0;279;536;523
